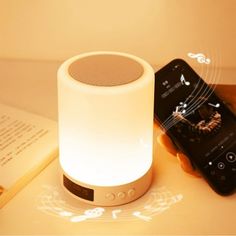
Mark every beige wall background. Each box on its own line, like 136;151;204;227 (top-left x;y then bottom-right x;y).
0;0;235;68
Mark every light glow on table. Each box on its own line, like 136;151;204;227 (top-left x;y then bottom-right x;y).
36;185;183;222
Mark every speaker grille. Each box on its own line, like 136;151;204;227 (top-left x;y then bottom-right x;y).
68;54;144;86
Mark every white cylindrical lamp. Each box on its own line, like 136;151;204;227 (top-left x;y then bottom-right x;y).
58;51;154;206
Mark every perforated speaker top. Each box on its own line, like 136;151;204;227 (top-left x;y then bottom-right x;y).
68;54;144;86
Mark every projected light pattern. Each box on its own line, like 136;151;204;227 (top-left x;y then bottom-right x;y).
36;185;183;222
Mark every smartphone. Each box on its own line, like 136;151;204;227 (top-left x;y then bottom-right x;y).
154;59;236;195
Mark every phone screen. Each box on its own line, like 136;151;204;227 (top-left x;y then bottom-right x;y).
154;60;236;171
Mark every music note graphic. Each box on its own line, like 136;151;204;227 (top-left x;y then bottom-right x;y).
180;102;187;108
188;52;211;64
133;211;152;221
84;207;105;219
208;102;220;108
70;215;87;222
70;207;105;222
180;74;190;86
175;102;188;114
112;209;122;219
59;211;74;217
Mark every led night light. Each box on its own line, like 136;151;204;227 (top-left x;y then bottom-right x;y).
57;51;154;206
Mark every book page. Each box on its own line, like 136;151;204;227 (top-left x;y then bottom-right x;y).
0;103;58;192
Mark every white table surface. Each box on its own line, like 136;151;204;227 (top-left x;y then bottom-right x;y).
0;59;235;235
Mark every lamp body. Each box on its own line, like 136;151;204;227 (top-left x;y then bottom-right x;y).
58;51;154;206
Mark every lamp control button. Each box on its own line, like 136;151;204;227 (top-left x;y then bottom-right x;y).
226;152;236;163
117;192;126;199
105;193;115;201
128;188;136;198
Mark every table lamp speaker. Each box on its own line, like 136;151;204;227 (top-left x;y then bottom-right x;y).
58;51;154;206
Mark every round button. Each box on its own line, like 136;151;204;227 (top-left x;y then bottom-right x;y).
117;192;126;199
105;193;115;201
217;162;225;170
128;188;136;198
226;152;236;163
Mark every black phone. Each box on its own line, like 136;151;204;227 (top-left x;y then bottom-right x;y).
154;59;236;195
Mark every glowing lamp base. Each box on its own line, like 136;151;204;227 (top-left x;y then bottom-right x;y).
62;167;153;206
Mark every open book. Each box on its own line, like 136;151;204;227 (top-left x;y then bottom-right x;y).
0;103;58;208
